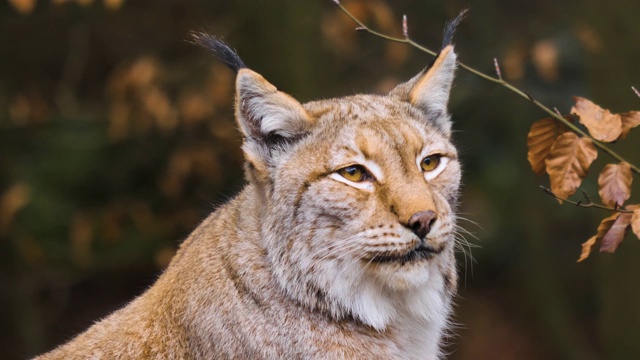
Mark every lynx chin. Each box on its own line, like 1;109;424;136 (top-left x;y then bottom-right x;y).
36;15;465;360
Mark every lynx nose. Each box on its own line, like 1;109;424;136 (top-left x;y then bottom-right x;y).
408;210;437;240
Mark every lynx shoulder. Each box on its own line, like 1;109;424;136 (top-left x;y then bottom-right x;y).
36;21;463;360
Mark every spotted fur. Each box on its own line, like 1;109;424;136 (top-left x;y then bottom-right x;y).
36;37;461;360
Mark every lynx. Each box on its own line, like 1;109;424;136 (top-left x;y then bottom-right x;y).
36;16;463;360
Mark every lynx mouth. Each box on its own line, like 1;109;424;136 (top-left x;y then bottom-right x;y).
370;243;444;264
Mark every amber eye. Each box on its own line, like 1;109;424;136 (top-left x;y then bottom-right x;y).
420;155;441;172
338;165;368;182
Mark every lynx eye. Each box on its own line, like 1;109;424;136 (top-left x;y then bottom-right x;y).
420;155;442;172
338;165;369;182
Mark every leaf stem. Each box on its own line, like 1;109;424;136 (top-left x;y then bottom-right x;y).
539;186;634;213
331;1;640;175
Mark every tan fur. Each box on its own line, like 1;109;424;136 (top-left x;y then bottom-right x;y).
36;43;461;360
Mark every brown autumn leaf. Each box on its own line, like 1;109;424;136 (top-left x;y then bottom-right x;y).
578;213;618;262
619;111;640;139
527;117;571;174
571;97;622;142
578;236;598;263
632;208;640;239
598;162;632;207
600;211;633;253
545;133;598;202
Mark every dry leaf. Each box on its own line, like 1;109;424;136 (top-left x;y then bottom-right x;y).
598;162;632;207
527;117;571;174
600;212;633;253
578;236;597;262
572;97;622;142
545;133;598;202
8;0;35;14
597;213;619;238
578;213;618;261
632;208;640;239
619;111;640;139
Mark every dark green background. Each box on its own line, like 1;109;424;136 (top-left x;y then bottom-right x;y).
1;0;639;359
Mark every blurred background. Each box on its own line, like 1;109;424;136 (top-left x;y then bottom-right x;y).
1;0;639;359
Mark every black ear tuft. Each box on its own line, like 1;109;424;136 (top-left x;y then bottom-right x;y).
442;9;468;49
190;32;247;72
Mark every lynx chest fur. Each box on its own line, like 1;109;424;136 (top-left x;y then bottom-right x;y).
36;27;463;360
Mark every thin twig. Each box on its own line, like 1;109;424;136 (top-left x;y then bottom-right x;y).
540;186;634;213
330;1;640;176
493;58;502;80
402;15;408;38
633;86;640;98
553;107;563;117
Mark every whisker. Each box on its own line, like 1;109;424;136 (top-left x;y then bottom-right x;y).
308;233;362;260
451;226;478;286
316;242;362;263
454;214;485;232
454;226;480;244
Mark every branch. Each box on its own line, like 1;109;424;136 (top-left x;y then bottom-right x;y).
493;58;502;80
330;0;640;176
539;186;634;213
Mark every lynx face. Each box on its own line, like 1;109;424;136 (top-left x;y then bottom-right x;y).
229;44;460;332
267;95;461;330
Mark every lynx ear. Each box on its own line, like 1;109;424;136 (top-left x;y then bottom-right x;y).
390;46;457;136
235;69;313;169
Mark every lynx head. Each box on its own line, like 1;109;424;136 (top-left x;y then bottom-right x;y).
194;27;461;332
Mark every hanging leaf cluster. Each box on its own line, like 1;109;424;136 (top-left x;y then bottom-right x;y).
527;97;640;261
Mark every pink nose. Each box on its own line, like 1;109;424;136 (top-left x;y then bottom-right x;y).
408;210;437;239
